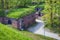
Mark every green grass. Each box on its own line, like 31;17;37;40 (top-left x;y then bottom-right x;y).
0;23;56;40
0;23;33;40
7;6;36;19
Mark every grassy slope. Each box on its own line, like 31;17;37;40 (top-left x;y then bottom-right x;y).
0;23;56;40
7;6;36;19
0;23;32;40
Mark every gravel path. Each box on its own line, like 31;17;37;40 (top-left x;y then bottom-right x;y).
28;19;60;40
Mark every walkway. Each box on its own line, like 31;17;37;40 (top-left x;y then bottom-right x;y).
28;19;60;40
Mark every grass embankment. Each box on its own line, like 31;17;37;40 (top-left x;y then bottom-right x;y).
0;23;56;40
7;6;36;19
0;23;32;40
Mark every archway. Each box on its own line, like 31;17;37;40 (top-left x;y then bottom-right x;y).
8;19;12;24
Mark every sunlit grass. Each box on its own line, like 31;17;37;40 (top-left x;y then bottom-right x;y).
7;6;36;19
0;23;56;40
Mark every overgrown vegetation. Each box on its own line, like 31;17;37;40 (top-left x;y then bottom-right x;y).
7;6;36;19
0;0;44;9
42;0;60;34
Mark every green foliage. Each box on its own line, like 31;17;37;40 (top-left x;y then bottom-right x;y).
0;23;32;40
0;23;56;40
7;6;36;19
0;0;33;9
42;0;60;34
40;0;60;34
0;0;45;9
0;10;5;17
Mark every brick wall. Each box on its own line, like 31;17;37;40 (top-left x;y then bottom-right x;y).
0;17;8;24
12;20;18;28
16;13;37;29
3;17;9;24
23;13;36;28
0;11;39;30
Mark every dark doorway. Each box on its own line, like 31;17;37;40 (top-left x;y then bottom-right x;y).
38;12;41;16
36;8;39;11
8;19;12;24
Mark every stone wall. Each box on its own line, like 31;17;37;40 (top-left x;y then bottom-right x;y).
12;20;18;28
0;11;39;30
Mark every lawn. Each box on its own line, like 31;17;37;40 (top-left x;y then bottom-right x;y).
0;23;56;40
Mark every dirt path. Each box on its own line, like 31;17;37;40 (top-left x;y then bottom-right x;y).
28;19;60;40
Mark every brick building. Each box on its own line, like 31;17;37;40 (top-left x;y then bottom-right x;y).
0;7;41;30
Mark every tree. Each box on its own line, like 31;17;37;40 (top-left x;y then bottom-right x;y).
42;0;60;33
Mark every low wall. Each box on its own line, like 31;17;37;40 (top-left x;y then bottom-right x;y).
12;20;18;28
0;17;8;24
0;11;39;30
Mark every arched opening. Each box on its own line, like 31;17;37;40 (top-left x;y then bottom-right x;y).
8;19;12;24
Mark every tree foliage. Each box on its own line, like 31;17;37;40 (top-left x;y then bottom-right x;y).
42;0;60;34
